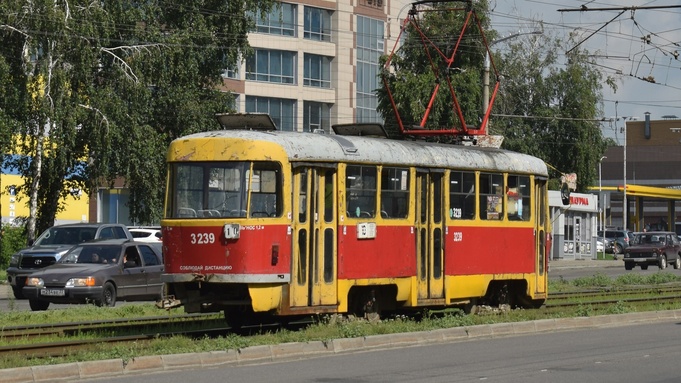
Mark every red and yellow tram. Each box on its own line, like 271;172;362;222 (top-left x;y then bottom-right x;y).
160;114;550;324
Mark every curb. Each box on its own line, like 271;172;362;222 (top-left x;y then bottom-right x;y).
4;309;681;383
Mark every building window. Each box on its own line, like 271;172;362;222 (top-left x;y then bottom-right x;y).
246;49;296;84
245;96;296;131
221;67;238;79
304;6;331;42
356;16;384;123
254;2;296;37
303;101;330;132
304;54;331;88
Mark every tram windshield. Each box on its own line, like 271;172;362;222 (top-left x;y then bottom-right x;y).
166;161;282;218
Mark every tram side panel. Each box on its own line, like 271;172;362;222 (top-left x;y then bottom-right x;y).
447;226;535;274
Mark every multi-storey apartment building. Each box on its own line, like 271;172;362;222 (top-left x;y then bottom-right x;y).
220;0;409;131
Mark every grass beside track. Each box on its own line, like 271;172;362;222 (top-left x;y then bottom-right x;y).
2;271;681;370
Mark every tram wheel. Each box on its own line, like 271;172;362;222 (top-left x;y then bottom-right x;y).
224;307;255;329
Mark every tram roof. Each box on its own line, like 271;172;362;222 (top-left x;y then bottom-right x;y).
173;130;548;176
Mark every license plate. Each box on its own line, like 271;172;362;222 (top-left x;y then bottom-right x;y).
634;258;647;262
40;289;66;297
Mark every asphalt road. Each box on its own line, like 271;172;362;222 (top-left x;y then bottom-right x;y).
74;316;681;383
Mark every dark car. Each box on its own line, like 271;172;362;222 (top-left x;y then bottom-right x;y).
622;231;681;270
21;239;164;311
7;223;133;299
597;229;634;256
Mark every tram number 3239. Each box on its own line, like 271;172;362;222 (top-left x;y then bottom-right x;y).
190;232;217;244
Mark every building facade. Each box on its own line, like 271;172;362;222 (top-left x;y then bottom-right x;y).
549;191;599;260
221;0;408;130
598;114;681;233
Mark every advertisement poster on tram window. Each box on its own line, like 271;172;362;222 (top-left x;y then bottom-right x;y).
486;195;501;219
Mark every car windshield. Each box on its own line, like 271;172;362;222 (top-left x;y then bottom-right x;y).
633;234;665;245
60;245;122;264
34;227;97;246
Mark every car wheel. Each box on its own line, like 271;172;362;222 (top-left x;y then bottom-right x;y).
96;282;117;307
624;262;633;270
11;286;25;300
29;300;49;311
674;257;681;270
659;256;667;270
641;264;649;270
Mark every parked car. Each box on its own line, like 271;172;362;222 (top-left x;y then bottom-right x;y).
596;237;614;253
622;231;681;270
597;230;634;256
128;227;162;243
7;223;134;299
21;239;164;311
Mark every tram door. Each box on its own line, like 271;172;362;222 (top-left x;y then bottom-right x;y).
291;167;337;307
534;178;548;295
415;171;445;301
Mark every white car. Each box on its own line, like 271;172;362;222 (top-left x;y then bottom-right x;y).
129;228;162;242
596;240;604;253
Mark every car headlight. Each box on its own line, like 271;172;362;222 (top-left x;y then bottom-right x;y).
54;249;70;262
26;277;44;288
66;277;97;287
9;253;20;267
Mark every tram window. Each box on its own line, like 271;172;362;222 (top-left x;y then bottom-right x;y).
323;170;335;223
298;171;308;223
449;171;475;220
346;165;377;218
380;167;409;219
207;164;248;217
174;165;204;218
507;175;530;221
432;173;443;224
249;164;282;218
480;172;503;220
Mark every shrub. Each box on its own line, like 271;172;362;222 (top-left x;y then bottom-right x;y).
0;223;27;269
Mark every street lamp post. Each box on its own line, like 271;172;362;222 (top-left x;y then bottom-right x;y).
599;156;606;258
623;119;627;231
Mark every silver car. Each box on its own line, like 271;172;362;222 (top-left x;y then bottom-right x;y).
21;239;163;311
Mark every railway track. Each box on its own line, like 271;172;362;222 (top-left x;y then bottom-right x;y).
2;286;680;361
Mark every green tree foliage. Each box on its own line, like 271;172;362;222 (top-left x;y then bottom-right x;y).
0;0;275;238
493;34;611;192
377;1;493;138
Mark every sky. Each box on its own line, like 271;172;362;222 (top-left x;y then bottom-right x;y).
487;0;681;143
